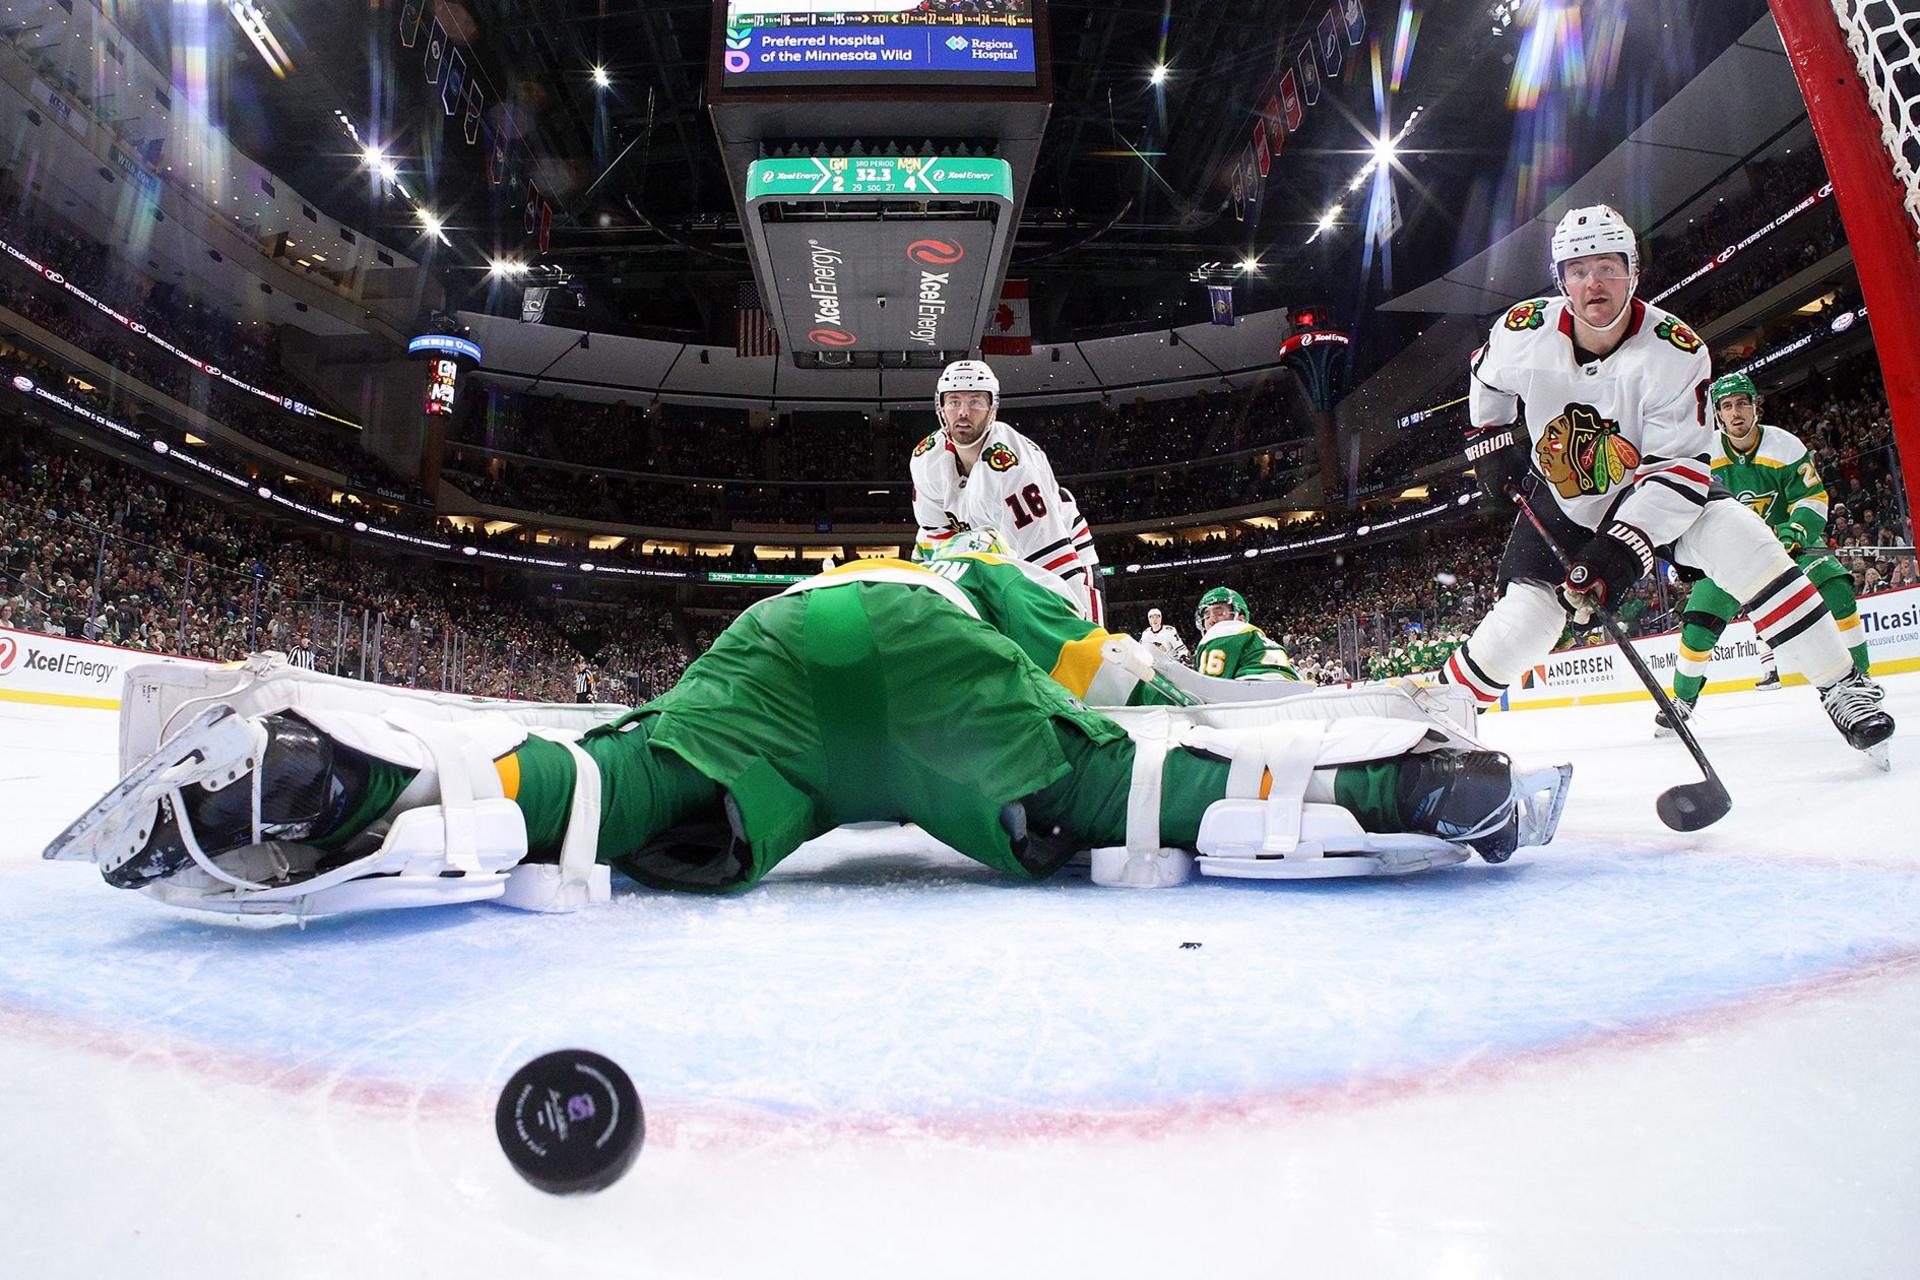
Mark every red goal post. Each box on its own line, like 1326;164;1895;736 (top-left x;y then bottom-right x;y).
1770;0;1920;533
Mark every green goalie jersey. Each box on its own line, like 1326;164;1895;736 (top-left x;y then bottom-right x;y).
1713;424;1830;549
1192;619;1302;682
849;554;1170;706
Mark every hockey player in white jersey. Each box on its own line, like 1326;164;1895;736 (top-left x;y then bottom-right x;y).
1139;608;1190;662
1445;204;1892;762
911;359;1104;622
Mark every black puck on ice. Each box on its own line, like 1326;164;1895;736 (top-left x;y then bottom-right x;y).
495;1049;644;1195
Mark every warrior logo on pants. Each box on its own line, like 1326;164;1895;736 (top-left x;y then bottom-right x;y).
1535;403;1640;498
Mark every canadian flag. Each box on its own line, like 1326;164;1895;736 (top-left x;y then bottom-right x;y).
980;279;1032;356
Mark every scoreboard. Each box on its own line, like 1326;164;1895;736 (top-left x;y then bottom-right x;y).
718;1;1040;89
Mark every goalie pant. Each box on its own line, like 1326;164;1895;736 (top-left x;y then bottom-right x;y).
328;576;1446;893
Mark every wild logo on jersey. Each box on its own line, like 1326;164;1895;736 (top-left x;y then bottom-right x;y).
913;432;939;458
1655;316;1703;354
1536;403;1641;498
982;442;1019;472
1504;299;1549;332
1735;488;1777;520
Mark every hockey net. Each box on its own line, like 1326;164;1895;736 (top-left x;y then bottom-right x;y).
1827;1;1920;243
1770;0;1920;530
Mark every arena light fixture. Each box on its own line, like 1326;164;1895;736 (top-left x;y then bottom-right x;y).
488;257;528;278
1239;254;1262;273
591;65;612;89
416;207;450;246
1149;63;1169;86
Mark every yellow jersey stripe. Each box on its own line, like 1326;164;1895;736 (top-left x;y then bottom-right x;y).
1050;628;1114;698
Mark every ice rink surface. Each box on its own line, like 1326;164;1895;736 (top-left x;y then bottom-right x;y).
3;679;1918;1278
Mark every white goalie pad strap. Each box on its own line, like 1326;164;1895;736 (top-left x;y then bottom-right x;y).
1123;707;1176;854
1184;718;1430;858
144;799;531;916
498;733;612;912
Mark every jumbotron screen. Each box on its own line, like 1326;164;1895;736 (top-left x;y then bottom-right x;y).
719;1;1039;89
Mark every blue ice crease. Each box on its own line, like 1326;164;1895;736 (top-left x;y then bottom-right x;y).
4;846;1917;1119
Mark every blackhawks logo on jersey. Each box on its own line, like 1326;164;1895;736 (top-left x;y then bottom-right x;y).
1504;299;1550;332
982;442;1019;472
1655;316;1702;354
1536;403;1641;499
913;432;939;458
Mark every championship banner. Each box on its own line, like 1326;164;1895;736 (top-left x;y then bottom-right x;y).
1296;47;1320;108
443;49;467;115
1317;7;1344;76
463;83;483;144
1265;92;1286;148
1254;122;1272;177
1281;70;1304;130
425;17;447;83
980;278;1032;356
399;0;425;47
1341;0;1367;46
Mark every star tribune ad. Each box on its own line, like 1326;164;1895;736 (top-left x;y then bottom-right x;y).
720;1;1039;88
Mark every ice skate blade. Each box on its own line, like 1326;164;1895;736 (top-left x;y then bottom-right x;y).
1865;740;1891;772
42;706;256;867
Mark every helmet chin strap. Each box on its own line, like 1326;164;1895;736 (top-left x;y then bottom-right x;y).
1560;270;1638;335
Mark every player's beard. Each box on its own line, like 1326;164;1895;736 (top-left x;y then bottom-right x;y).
946;412;989;448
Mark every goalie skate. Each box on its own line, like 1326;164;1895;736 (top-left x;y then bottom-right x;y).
43;706;266;885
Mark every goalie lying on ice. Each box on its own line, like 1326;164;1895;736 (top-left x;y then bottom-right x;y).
47;538;1572;915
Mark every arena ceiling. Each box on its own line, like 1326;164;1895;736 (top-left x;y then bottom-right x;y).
207;0;1772;354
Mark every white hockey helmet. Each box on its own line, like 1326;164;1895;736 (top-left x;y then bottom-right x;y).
1550;204;1639;290
934;359;999;424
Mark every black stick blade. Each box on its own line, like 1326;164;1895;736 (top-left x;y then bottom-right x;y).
1656;780;1732;832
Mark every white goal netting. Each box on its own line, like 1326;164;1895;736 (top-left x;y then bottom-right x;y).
1830;1;1920;238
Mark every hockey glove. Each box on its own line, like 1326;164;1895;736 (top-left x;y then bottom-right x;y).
1776;523;1808;555
1556;521;1655;623
1464;423;1531;513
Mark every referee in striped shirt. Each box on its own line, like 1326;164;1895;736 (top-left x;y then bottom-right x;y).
574;661;595;703
288;635;318;670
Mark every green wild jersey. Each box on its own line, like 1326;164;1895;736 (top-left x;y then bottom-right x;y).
1193;619;1302;682
1713;424;1829;549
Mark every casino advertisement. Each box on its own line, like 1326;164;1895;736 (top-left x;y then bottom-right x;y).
720;1;1038;88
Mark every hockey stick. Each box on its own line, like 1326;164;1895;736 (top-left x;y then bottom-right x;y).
1509;488;1732;832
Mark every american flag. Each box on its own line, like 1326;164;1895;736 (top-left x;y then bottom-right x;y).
735;280;782;358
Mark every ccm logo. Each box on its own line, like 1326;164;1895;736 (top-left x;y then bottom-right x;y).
808;328;858;347
906;239;964;266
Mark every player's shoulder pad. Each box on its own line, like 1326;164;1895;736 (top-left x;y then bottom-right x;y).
1501;297;1554;334
1638;301;1706;359
1756;424;1814;466
981;441;1020;472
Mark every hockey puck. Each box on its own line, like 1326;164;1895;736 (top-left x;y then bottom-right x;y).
495;1049;643;1195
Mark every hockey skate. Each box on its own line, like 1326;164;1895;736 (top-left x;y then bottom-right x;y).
44;707;375;890
1396;750;1571;864
1820;671;1895;770
1653;696;1695;739
1753;669;1781;692
47;692;605;916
